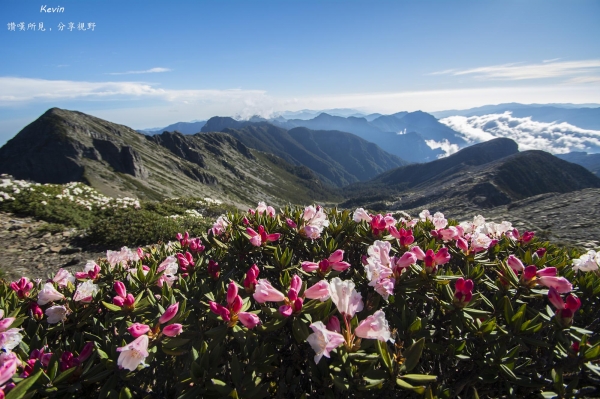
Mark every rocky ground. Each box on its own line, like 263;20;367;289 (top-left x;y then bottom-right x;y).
1;188;599;282
0;212;105;281
449;188;600;250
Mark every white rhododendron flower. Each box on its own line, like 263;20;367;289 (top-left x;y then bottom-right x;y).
73;280;99;303
573;250;599;272
46;305;69;324
37;283;65;305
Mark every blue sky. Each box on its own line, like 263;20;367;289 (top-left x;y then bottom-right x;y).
1;0;599;144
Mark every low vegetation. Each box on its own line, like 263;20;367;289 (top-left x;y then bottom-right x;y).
0;177;599;398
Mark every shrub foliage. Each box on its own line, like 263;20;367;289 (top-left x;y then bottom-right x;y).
0;199;599;399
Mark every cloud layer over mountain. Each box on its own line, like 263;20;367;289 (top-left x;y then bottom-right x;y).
440;112;600;154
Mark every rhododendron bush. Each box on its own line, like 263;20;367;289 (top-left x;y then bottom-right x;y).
0;204;599;398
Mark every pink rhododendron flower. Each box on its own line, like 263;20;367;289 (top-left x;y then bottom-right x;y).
209;302;231;321
547;287;581;327
247;225;280;246
52;269;75;288
210;216;229;236
116;335;149;371
159;302;179;324
304;280;330;301
0;351;19;386
210;282;261;328
432;212;448;230
9;277;33;299
29;303;43;320
538;276;573;293
77;342;95;363
256;201;276;217
162;324;183;337
207;260;220;279
364;241;395;299
278;276;303;317
238;312;261;329
37;282;65;305
107;246;139;269
394;252;417;271
286;218;297;228
422;248;451;274
45;305;69;324
456;237;469;252
0;311;22;351
306;321;346;364
75;261;101;280
176;252;195;273
326;316;341;333
373;278;395;299
300;205;329;239
328;277;364;318
355;310;392;342
507;255;525;273
453;278;474;307
243;264;260;293
389;226;415;246
302;250;351;274
469;232;493;253
253;279;285;303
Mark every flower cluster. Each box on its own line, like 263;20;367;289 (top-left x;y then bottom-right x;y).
0;201;596;398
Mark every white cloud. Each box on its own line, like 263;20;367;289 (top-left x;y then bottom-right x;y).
431;59;600;81
107;67;172;75
440;112;600;154
424;139;460;158
0;77;267;105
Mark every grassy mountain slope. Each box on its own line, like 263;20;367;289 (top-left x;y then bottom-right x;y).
0;108;340;207
202;119;407;186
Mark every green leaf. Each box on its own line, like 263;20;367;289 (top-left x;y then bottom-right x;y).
6;370;43;399
402;338;425;372
402;374;437;383
376;340;393;373
52;366;76;385
584;343;600;360
119;387;133;399
101;301;123;312
292;317;310;344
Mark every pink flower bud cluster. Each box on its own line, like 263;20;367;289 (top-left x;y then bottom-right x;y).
9;277;33;299
548;288;581;327
278;276;304;317
247;225;281;247
507;255;573;293
176;232;205;253
176;252;195;274
113;281;135;309
301;249;351;275
453;278;474;308
210;283;260;329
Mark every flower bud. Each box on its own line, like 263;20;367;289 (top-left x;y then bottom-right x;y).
159;302;179;324
114;281;127;298
127;323;150;338
162;323;183;337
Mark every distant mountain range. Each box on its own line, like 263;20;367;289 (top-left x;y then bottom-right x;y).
2;106;599;214
138;120;207;135
341;138;600;214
